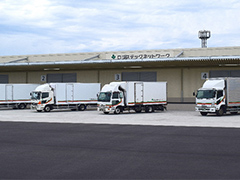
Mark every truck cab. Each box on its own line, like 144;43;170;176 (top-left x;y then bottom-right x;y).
97;82;126;114
98;90;124;114
31;84;54;112
195;79;226;116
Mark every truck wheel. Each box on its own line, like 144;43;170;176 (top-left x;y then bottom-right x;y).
114;107;121;114
78;104;86;111
216;107;224;116
135;106;142;113
18;103;26;109
200;112;208;116
145;106;154;113
44;105;51;112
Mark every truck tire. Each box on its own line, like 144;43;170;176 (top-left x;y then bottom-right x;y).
18;103;26;109
114;107;121;114
216;107;224;116
44;105;51;112
135;106;142;113
78;104;86;111
200;112;208;116
145;106;154;113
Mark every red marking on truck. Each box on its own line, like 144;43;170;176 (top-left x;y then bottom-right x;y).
128;101;167;105
108;99;123;108
0;99;30;102
229;101;240;104
45;98;52;104
58;100;97;103
197;103;212;105
218;96;225;104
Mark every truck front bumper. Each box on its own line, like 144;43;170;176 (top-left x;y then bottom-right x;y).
97;105;115;113
31;103;44;111
195;106;216;112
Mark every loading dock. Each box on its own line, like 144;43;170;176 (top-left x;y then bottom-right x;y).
1;46;240;103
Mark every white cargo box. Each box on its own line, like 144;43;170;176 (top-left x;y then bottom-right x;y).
0;84;39;104
50;83;100;105
226;78;240;106
123;82;167;106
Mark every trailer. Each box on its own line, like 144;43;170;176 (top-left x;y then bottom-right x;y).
97;81;167;114
31;83;101;112
0;84;39;109
195;77;240;116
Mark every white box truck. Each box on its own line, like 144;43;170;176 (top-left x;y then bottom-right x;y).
0;84;39;109
97;81;167;114
31;83;101;112
195;78;240;116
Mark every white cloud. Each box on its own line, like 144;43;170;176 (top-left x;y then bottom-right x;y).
0;0;54;27
0;0;240;56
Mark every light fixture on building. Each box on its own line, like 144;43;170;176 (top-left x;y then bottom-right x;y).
124;66;142;69
44;68;60;71
198;30;211;48
219;64;240;67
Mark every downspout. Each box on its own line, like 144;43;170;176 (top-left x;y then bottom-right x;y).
26;72;28;83
97;70;100;83
181;68;184;103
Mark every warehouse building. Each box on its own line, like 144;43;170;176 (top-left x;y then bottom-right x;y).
1;46;240;103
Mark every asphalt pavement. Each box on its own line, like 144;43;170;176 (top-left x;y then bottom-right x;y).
0;122;240;179
0;106;240;179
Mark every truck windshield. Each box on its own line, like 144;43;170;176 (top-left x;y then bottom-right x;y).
197;90;216;99
31;92;41;100
98;92;111;102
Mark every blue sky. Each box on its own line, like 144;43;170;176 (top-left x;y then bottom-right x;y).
0;0;240;56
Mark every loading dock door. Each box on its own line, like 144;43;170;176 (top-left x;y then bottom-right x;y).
0;75;8;84
47;73;77;83
210;70;240;78
122;72;156;82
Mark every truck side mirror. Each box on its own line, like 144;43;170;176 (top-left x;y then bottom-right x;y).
193;92;196;96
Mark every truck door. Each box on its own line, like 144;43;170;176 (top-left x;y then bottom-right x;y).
5;85;13;102
66;84;74;102
134;83;143;104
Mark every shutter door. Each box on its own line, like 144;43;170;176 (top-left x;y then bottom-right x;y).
47;74;62;83
210;70;240;78
140;72;156;81
62;73;77;82
0;75;9;83
210;70;230;78
122;72;139;81
47;73;76;83
230;70;240;77
122;72;156;82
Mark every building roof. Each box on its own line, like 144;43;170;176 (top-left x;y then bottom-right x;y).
0;46;240;71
